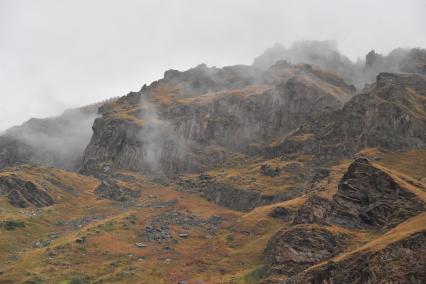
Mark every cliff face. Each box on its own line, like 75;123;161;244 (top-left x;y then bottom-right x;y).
260;72;426;162
81;63;354;177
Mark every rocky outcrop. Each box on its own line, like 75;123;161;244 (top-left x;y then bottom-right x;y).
94;179;140;203
293;195;332;225
200;182;302;212
80;63;354;177
330;158;425;229
0;175;54;208
292;231;426;284
81;117;144;176
178;174;303;212
259;72;426;161
291;159;425;229
264;226;346;276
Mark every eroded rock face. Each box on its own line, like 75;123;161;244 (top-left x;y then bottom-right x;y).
295;232;426;284
293;195;332;225
330;158;425;229
260;72;426;162
80;63;354;177
265;226;346;276
0;176;54;208
291;159;425;229
81;118;144;176
178;175;303;212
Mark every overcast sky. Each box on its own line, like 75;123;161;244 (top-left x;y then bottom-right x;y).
0;0;425;130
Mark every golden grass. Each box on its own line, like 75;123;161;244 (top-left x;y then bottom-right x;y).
1;149;425;283
175;85;272;106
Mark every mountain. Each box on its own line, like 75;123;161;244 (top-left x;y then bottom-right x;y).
0;42;425;283
253;41;426;89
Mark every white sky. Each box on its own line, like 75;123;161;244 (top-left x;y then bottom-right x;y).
0;0;425;130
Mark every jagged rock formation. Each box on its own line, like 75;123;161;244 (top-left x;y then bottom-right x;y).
260;72;426;162
179;176;303;212
0;175;54;208
291;232;426;284
330;158;425;229
81;62;354;177
265;226;346;276
292;195;332;225
292;158;425;229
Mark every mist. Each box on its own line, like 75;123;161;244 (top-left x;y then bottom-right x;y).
253;41;426;88
138;94;188;175
1;0;425;130
1;106;99;170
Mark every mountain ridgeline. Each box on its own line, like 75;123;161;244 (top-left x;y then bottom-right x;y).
0;41;426;283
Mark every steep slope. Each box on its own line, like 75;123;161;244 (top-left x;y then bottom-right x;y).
287;214;426;284
259;72;426;162
262;157;426;283
81;62;354;177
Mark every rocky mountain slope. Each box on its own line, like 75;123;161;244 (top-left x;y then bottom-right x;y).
0;43;425;283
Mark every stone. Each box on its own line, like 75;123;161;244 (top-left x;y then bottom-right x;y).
264;226;346;276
